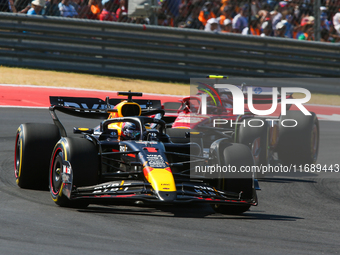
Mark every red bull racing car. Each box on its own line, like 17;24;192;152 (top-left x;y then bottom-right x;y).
15;91;258;215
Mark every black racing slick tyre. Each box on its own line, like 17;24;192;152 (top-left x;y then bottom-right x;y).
210;140;255;215
14;123;60;190
237;118;269;167
49;137;98;207
277;111;319;165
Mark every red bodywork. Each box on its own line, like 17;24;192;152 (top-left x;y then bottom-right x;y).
166;88;291;151
172;95;240;129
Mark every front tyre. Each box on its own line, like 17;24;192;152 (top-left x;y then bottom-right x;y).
49;137;98;207
237;118;269;169
209;140;255;215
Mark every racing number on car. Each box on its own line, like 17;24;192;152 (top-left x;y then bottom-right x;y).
146;155;166;168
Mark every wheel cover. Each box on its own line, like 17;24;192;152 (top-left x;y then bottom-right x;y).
50;150;63;196
14;133;21;179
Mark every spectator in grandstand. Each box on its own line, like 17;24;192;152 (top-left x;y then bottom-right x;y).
204;17;220;32
162;0;179;19
335;22;340;35
71;0;90;18
174;4;188;27
333;8;340;29
158;13;168;26
219;0;228;15
250;0;261;17
221;18;232;33
14;0;31;12
320;6;329;27
118;12;128;22
42;0;60;16
320;17;330;31
224;0;238;18
326;0;339;16
260;20;272;37
257;6;270;23
328;24;340;42
292;2;300;20
297;16;314;40
232;4;248;33
0;0;17;12
99;0;116;21
185;4;204;29
108;0;117;12
284;14;294;38
27;0;45;14
115;0;126;20
199;1;216;26
274;20;286;37
211;0;221;16
59;0;78;17
88;0;102;19
320;28;330;42
272;1;288;31
157;0;173;26
219;5;233;27
298;0;313;18
242;15;261;35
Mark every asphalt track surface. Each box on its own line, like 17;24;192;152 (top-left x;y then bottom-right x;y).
1;107;340;255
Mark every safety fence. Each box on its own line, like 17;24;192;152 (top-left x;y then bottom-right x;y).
0;13;340;93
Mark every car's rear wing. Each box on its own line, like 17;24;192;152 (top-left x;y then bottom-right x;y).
49;96;162;118
49;96;163;137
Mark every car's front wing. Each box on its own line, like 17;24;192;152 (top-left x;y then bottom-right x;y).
66;180;257;206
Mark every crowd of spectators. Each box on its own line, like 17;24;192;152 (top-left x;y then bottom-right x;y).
1;0;340;42
1;0;130;20
164;0;340;42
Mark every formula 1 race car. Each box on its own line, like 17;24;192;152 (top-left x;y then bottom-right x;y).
165;79;319;170
15;91;258;215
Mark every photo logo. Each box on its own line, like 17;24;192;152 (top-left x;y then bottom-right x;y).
201;84;311;116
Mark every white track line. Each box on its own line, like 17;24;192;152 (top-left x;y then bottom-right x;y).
0;105;47;109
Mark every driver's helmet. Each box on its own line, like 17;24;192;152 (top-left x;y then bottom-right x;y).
121;122;141;140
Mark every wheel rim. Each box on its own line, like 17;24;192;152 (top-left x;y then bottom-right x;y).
50;149;63;196
14;133;21;178
311;123;318;163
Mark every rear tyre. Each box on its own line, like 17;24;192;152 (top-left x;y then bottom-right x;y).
210;140;255;215
49;137;98;207
14;123;60;190
277;111;319;165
